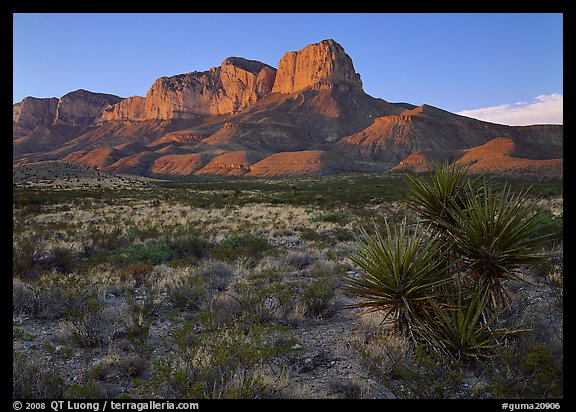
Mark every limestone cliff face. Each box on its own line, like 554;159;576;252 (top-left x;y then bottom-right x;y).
53;89;123;126
99;96;147;122
272;39;362;94
140;57;276;120
13;97;59;136
13;90;122;135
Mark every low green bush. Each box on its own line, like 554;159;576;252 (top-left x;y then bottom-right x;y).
13;233;43;280
211;235;273;264
166;273;208;311
309;211;351;224
486;335;563;398
154;322;295;398
301;278;335;318
13;350;65;398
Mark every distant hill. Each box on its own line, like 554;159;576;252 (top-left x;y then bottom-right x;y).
13;161;156;189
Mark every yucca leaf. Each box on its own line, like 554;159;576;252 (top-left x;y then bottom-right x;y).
440;180;551;308
417;284;515;361
344;218;451;338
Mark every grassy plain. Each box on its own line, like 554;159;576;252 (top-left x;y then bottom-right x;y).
13;168;563;399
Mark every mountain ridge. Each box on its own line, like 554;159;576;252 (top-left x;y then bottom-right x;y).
13;39;563;180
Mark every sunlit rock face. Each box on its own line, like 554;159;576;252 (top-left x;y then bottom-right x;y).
13;97;59;136
140;57;276;120
13;90;122;133
272;39;363;94
99;96;147;122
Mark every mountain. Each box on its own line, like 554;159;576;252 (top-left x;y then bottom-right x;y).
13;39;563;180
100;57;276;121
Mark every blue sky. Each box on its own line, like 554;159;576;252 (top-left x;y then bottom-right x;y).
13;13;563;125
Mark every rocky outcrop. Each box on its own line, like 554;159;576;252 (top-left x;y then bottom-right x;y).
13;90;122;134
139;57;276;120
13;97;59;137
99;96;147;122
53;90;123;127
272;39;362;94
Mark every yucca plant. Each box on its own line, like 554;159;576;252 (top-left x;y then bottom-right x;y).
344;218;452;339
442;182;549;309
417;284;516;362
405;161;481;233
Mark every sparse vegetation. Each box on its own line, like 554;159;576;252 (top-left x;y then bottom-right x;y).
13;170;562;398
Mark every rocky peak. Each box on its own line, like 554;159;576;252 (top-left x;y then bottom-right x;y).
220;57;271;74
272;39;363;94
13;97;59;133
54;90;123;127
107;58;277;121
13;90;122;134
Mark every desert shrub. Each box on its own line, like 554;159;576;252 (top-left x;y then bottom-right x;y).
301;278;335;318
156;322;294;398
308;260;346;278
97;234;209;266
330;227;355;242
13;350;65;398
124;287;156;356
82;227;129;258
211;234;273;264
118;241;172;265
116;262;154;287
385;346;466;399
116;356;148;378
89;355;147;382
165;229;211;263
309;211;351;224
126;224;161;242
66;380;107;399
196;260;235;291
13;233;44;280
46;246;77;274
327;378;365;399
231;273;298;324
22;273;85;319
13;278;38;316
486;334;563;398
166;273;208;311
352;332;466;399
284;251;318;270
64;292;111;348
299;227;322;242
351;328;414;377
532;210;563;240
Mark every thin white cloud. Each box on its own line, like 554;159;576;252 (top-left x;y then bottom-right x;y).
456;93;563;126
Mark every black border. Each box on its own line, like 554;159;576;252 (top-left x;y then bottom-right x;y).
8;3;569;407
